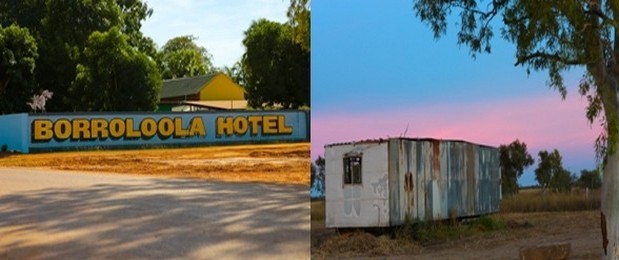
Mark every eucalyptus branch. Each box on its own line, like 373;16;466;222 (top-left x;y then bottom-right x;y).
515;51;582;66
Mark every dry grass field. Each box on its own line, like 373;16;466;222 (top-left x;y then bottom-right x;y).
312;189;603;259
0;143;310;185
501;188;600;213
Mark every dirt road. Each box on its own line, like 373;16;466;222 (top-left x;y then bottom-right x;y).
0;143;309;185
0;168;309;259
312;211;601;259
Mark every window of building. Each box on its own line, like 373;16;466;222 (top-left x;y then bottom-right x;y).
343;156;362;185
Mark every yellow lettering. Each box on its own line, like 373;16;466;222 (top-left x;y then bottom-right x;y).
189;117;206;137
125;118;141;138
158;117;174;138
277;116;293;134
216;116;234;137
91;118;108;139
262;115;278;134
174;117;189;137
109;118;125;138
247;116;262;136
233;116;248;136
140;118;157;138
33;119;53;141
71;119;90;139
54;119;71;140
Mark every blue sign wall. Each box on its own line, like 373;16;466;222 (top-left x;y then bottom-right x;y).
0;110;309;153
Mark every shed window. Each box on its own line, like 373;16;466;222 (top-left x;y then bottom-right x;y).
343;156;362;185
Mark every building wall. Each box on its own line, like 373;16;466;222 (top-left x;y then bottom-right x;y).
0;110;309;153
325;141;390;228
0;113;29;153
199;74;245;101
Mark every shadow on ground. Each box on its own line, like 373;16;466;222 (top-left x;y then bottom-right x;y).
0;177;309;259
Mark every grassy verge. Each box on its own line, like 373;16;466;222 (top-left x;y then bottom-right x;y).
396;215;506;243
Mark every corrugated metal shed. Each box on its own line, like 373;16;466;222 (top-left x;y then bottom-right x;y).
324;137;501;228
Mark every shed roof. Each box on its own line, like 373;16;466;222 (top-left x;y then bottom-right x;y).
160;73;219;99
180;100;248;110
324;137;497;149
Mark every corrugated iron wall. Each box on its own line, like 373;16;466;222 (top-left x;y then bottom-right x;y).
388;139;500;225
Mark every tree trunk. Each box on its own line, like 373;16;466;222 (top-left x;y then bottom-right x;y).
602;144;619;259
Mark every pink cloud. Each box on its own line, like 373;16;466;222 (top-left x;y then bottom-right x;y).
311;92;602;166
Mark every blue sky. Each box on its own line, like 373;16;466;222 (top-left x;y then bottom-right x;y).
141;0;289;68
311;0;601;186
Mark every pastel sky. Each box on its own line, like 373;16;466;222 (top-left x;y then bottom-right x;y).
311;0;601;186
141;0;289;68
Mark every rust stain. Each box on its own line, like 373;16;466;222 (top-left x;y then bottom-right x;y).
602;211;608;255
404;172;414;208
432;140;440;180
466;144;476;215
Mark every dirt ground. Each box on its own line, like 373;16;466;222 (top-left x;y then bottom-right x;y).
0;143;310;185
312;210;602;259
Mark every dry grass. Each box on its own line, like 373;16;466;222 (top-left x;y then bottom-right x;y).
311;188;602;258
314;231;420;258
311;198;325;221
501;188;600;213
0;143;310;185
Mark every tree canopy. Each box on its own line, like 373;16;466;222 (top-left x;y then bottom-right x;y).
287;0;310;51
0;0;160;113
413;0;619;158
158;35;213;79
533;149;574;193
413;1;619;256
311;156;326;197
580;168;603;189
242;19;310;109
0;24;38;114
70;27;161;111
499;139;534;196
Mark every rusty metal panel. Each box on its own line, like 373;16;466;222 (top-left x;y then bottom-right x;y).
412;139;500;222
476;146;501;214
388;139;401;225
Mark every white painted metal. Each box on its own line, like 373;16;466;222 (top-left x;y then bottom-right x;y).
325;141;390;228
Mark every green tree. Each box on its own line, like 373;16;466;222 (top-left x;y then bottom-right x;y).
242;19;310;108
0;0;156;111
219;61;245;86
116;0;158;58
0;24;38;114
30;0;123;111
499;139;534;196
287;0;310;51
580;169;603;189
311;156;325;197
535;149;563;193
158;35;213;79
552;168;573;193
412;1;619;256
70;27;161;111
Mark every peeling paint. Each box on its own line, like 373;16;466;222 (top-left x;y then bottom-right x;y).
371;174;388;198
404;171;414;208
